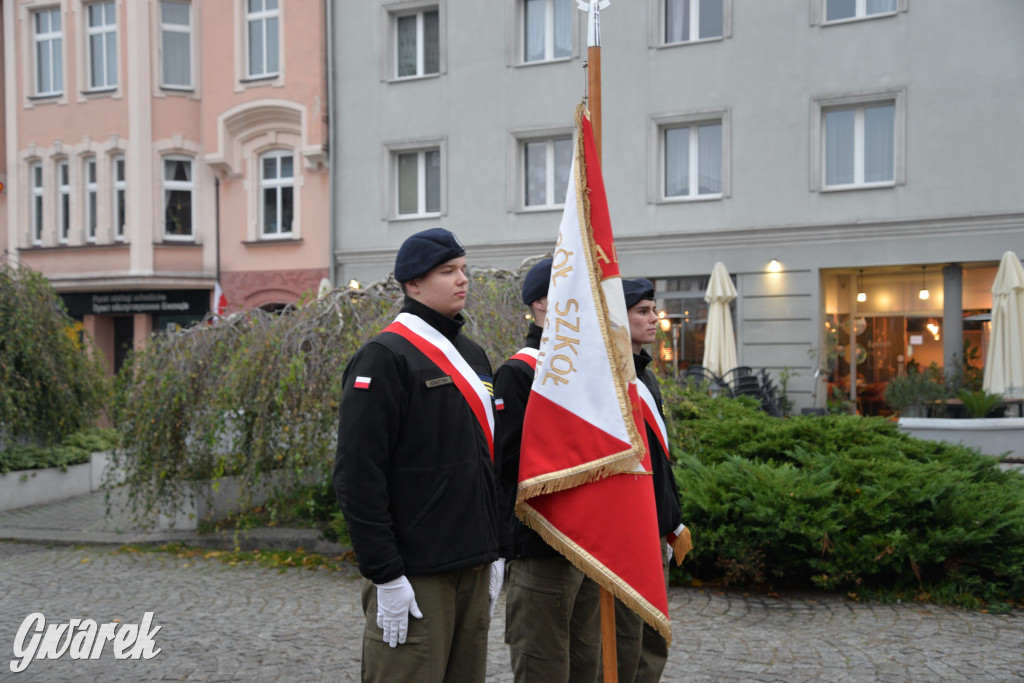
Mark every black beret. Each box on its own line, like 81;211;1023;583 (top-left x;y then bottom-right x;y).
394;228;466;282
521;258;553;305
622;278;655;309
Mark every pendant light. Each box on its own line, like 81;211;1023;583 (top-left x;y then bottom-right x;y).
918;266;930;300
856;269;866;303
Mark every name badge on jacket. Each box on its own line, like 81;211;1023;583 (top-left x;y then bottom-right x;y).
425;375;454;389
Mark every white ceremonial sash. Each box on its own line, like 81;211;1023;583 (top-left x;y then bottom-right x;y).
385;312;495;457
636;380;669;459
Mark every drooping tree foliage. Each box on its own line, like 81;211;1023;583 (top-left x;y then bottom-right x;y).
0;260;111;448
110;260;544;527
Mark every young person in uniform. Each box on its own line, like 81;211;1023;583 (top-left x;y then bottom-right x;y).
494;258;602;682
612;278;690;683
334;228;503;683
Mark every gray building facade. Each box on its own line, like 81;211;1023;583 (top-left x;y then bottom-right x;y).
330;0;1024;412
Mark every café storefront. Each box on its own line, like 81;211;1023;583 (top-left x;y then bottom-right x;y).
821;264;996;416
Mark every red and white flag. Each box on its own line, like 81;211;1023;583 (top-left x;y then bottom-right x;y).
517;104;670;642
212;282;228;316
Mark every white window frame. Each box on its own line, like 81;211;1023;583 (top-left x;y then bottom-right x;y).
57;160;70;243
383;1;445;82
383;138;446;220
113;154;126;241
650;109;730;203
815;0;905;26
511;128;574;212
86;1;118;91
30;162;44;245
259;150;294;238
651;0;732;48
810;89;905;192
33;8;64;96
162;155;195;240
84;157;98;242
160;0;193;90
516;0;574;65
246;0;280;79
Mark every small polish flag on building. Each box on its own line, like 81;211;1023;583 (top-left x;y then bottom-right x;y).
353;376;372;390
213;281;228;316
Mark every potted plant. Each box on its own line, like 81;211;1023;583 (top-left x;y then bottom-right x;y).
956;389;1006;419
883;364;945;418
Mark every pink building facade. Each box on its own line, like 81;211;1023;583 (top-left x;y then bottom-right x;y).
2;0;329;373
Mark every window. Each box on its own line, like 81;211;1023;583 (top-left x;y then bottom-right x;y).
85;158;98;241
246;0;279;78
163;157;194;238
58;161;70;243
823;103;894;188
260;151;293;237
30;163;44;245
86;1;117;90
522;0;571;63
664;0;723;44
113;155;126;240
521;135;572;209
33;8;63;96
812;91;903;191
393;7;439;78
160;1;192;89
824;0;897;23
662;120;723;199
395;147;441;217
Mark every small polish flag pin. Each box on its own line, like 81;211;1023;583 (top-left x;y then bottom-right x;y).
495;398;505;411
354;376;372;390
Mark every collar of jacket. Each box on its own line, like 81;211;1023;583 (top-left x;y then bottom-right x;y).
633;347;653;375
401;296;465;342
525;322;543;349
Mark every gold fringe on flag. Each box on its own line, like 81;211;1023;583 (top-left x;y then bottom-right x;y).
517;499;673;644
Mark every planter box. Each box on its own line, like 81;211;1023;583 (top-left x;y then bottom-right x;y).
157;469;308;531
898;417;1024;461
0;451;117;512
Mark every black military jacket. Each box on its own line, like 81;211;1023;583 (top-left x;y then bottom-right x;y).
334;297;499;584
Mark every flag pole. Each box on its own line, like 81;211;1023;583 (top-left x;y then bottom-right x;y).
581;3;615;680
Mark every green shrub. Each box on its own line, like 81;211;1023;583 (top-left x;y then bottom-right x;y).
0;262;111;446
0;428;120;474
663;383;1024;610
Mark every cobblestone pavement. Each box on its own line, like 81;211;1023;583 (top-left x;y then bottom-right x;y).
1;541;1022;682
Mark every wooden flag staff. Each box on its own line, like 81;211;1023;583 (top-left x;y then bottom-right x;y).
579;4;614;680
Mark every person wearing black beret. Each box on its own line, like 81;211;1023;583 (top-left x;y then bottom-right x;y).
334;228;501;682
493;258;603;682
610;278;691;683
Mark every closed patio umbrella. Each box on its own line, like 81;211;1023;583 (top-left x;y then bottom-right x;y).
983;250;1024;399
702;262;739;378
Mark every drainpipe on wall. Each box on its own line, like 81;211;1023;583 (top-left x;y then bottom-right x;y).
325;0;336;286
215;175;221;288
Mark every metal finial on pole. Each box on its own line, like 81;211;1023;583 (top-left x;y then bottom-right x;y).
577;0;611;47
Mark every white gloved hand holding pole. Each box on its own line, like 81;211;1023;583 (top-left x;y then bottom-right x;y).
488;558;505;619
375;575;422;647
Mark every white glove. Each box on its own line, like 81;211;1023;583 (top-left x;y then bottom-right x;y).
375;575;422;647
488;558;506;619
